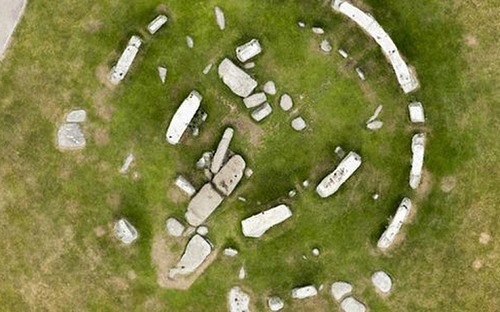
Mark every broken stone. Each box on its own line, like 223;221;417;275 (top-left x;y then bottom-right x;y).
291;116;307;131
244;168;254;178
158;66;167;84
371;271;392;293
214;6;225;30
340;297;366;312
268;296;284;311
334;146;346;158
223;248;239;257
243;92;267;109
183;226;196;237
185;183;224;226
168;234;212;278
196;226;208;236
66;109;86;123
302;180;310;188
356;67;366;81
228;287;250;312
166;90;202;145
320;39;332;53
377;197;412;250
251;102;273;121
236;39;262;63
366;105;383;124
109;36;142;84
408;101;425;123
166;217;185;237
204;168;213;180
211;128;235;174
174;175;196;197
312;27;324;34
203;63;213;74
114;218;138;244
298;21;306;28
331;281;353;301
288;190;297;197
292;285;318;299
218;58;258;98
196;151;213;169
147;15;168;35
263;81;276;95
119;153;134;174
213;155;246;196
338;48;349;58
243;62;255;69
366;120;383;130
312;248;320;256
57;123;86;149
241;204;292;238
238;266;246;279
316;152;362;198
410;133;425;189
372;193;380;200
186;36;194;48
279;93;293;111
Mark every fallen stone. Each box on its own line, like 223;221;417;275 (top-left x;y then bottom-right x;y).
243;62;255;69
241;204;292;238
203;63;213;74
196;226;209;236
302;180;310;188
243;92;267;109
238;266;246;279
291;116;307;131
268;296;284;311
410;133;425;189
338;48;349;58
341;297;366;312
356;67;366;81
244;168;254;178
236;38;262;63
292;285;318;299
211;128;235;174
214;6;225;30
183;226;196;237
109;36;142;85
158;66;167;84
263;81;276;95
408;101;425;123
371;271;392;293
166;90;202;145
238;196;247;202
166;217;185;237
366;120;383;130
377;197;412;250
366;105;383;124
279;93;293;111
174;175;196;197
196;151;213;169
320;39;332;53
316;151;362;198
312;27;324;34
251;102;273;122
331;281;353;301
298;21;306;28
213;155;246;196
119;153;134;174
312;248;320;256
223;248;239;257
114;218;138;244
372;193;380;200
319;284;324;291
228;287;251;312
186;36;194;48
147;15;168;35
57;123;86;149
66;109;86;123
218;58;258;98
169;234;212;278
185;183;224;226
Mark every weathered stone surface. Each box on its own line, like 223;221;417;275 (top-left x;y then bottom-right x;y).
203;63;213;74
147;15;168;34
214;6;225;30
166;217;185;237
338;48;349;58
356;67;366;80
243;92;266;109
57;123;86;149
119;153;134;174
291;116;307;131
66;109;86;123
174;175;196;197
263;81;276;95
158;66;167;84
268;296;284;311
197;225;208;236
292;285;318;299
366;105;383;124
408;101;425;123
410;133;425;189
377;197;412;250
251;102;273;121
236;39;262;62
114;218;138;244
243;62;255;69
331;281;353;301
213;155;246;196
241;204;292;238
238;266;246;279
166;90;202;145
186;36;194;48
340;297;366;312
228;287;251;312
371;271;392;293
169;234;212;278
316;152;362;198
366;120;383;130
312;27;324;34
218;58;258;98
223;248;239;257
320;39;332;52
279;93;293;111
211;128;234;174
185;183;224;226
109;36;142;85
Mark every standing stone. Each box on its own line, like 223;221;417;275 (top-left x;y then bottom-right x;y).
119;153;135;174
291;116;307;131
331;281;353;301
57;123;86;149
185;183;224;226
312;27;325;34
268;296;284;311
186;36;194;48
158;66;167;84
410;133;425;189
377;197;412;250
169;234;212;278
211;128;235;174
292;285;318;299
166;217;185;237
371;271;392;293
236;39;262;63
263;81;276;95
66;109;86;123
340;297;366;312
243;92;267;109
203;63;213;74
251;102;273;121
320;39;332;53
212;155;246;196
214;6;225;30
228;287;251;312
316;151;362;198
114;218;138;244
279;93;293;111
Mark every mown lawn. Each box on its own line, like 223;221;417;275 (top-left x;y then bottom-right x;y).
0;0;498;311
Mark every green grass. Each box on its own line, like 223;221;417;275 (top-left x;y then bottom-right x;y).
0;0;499;311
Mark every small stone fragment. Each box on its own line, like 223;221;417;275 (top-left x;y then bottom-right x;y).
312;248;320;256
243;92;267;109
366;120;383;130
298;21;305;28
157;66;167;84
57;123;86;149
196;226;209;236
291;116;307;131
312;27;324;34
186;36;194;48
279;93;293;111
292;285;318;299
268;296;284;311
243;62;255;69
238;266;246;279
224;248;239;257
288;190;297;197
228;287;250;312
356;67;366;80
114;218;138;244
203;63;213;74
66;109;86;123
196;151;213;169
338;48;349;58
214;6;225;30
174;175;196;197
320;39;332;53
166;217;185;237
340;297;366;312
119;153;134;174
302;180;310;188
183;226;196;237
263;81;276;95
251;102;273;121
244;168;254;178
371;271;392;293
331;281;353;301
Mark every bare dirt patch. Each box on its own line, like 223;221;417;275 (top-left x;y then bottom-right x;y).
479;232;491;245
416;169;433;198
465;34;478;47
92;126;110;146
94;226;106;237
222;115;264;147
440;176;456;193
106;193;121;210
167;186;188;204
472;259;483;270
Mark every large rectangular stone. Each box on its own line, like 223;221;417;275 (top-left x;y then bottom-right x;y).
185;183;224;226
218;58;257;97
212;155;246;196
316;151;362;198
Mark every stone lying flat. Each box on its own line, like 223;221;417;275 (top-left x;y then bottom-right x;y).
174;175;196;197
211;128;235;174
166;217;185;237
241;204;292;238
338;48;349;58
279;93;293;111
203;63;213;74
298;21;305;28
228;287;251;312
312;27;324;34
331;281;353;301
238;266;246;279
158;66;167;84
371;271;392;293
268;296;284;311
320;39;332;52
213;155;246;196
114;218;138;244
185;183;224;226
292;285;318;299
223;248;239;257
263;81;276;95
196;151;213;169
243;62;255;69
119;153;134;174
109;35;142;85
316;151;362;198
196;226;208;236
169;234;212;278
214;6;225;30
236;38;262;62
251;102;273;122
218;58;258;98
147;15;168;34
366;120;383;130
186;36;194;48
410;133;425;189
408;101;425;123
356;67;366;81
367;105;383;124
377;197;412;250
57;123;86;149
66;109;86;123
291;116;307;131
243;92;266;108
165;90;202;145
340;297;366;312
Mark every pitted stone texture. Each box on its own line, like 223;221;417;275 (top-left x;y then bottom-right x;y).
114;218;138;244
331;281;353;301
147;15;168;34
268;296;284;311
169;234;212;278
263;81;276;95
166;217;185;237
279;94;293;111
228;287;251;312
291;117;307;131
57;123;86;149
312;27;324;34
340;297;366;312
372;271;392;293
158;66;167;83
66;109;86;123
186;36;194;48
